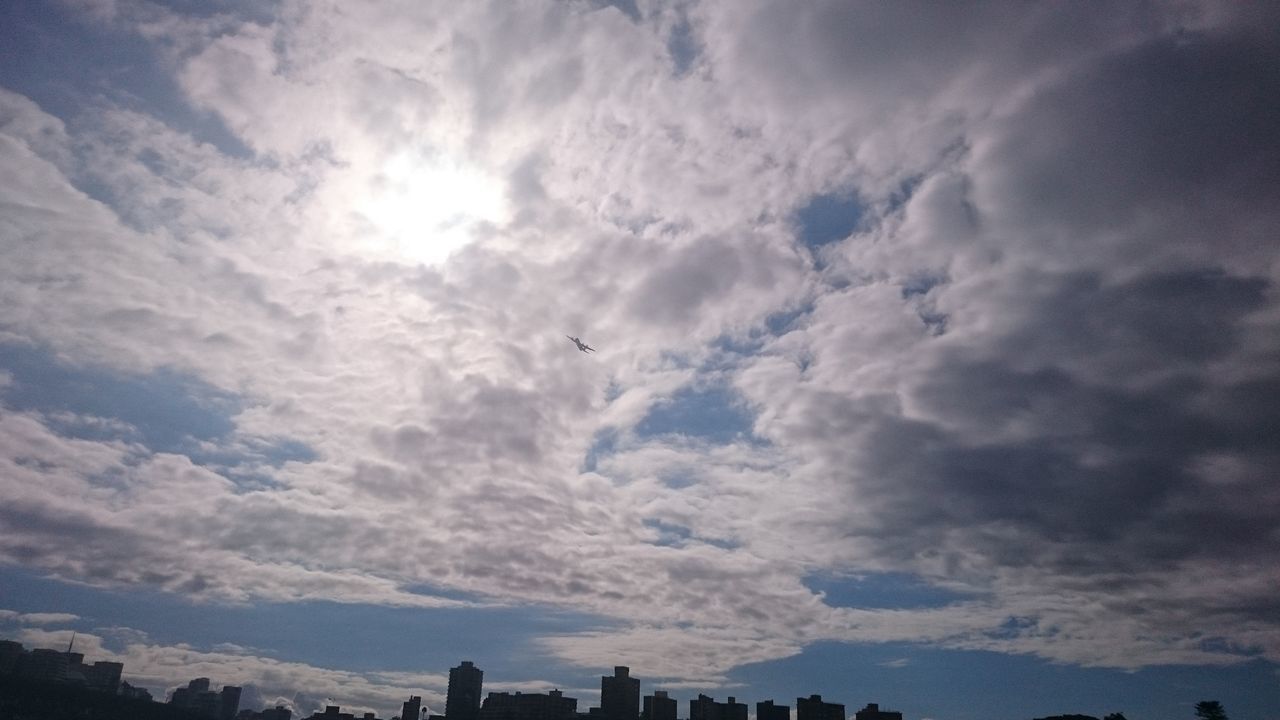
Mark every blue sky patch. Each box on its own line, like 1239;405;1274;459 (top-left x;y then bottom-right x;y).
642;519;692;547
765;305;812;337
900;274;947;299
642;519;739;550
0;566;615;684
581;430;617;473
667;17;701;75
803;571;975;610
885;174;925;214
0;342;315;480
794;193;864;250
0;342;237;452
729;640;1280;720
635;384;754;443
0;2;253;159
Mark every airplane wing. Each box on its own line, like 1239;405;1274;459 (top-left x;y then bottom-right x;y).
584;345;595;352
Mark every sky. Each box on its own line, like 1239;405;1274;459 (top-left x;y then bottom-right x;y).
0;1;1278;719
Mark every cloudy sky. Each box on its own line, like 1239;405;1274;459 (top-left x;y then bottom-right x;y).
1;1;1278;719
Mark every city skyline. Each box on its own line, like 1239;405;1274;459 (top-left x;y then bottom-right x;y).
0;628;1261;720
0;641;920;720
2;1;1278;720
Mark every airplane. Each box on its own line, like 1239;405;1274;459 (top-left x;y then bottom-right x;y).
566;335;595;353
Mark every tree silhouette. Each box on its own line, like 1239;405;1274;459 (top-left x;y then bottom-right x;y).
1195;701;1228;720
1104;713;1127;720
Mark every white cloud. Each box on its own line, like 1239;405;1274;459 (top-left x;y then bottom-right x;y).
11;626;448;718
0;610;81;626
0;0;1276;688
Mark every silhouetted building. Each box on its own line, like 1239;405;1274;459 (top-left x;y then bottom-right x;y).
642;692;676;720
171;677;241;719
86;661;124;693
306;706;356;720
796;696;843;720
758;700;790;720
173;687;194;707
241;707;294;720
601;667;639;720
689;695;745;720
0;640;23;674
404;696;423;720
0;638;123;695
221;685;243;720
690;695;718;720
478;690;578;720
854;705;901;720
448;661;484;720
20;648;70;682
120;680;154;702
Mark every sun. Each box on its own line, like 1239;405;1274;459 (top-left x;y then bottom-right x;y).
358;151;508;265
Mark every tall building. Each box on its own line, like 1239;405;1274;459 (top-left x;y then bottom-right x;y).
642;691;676;720
723;698;746;720
447;661;484;720
20;648;70;682
404;695;423;720
120;680;154;702
854;704;901;720
796;695;844;720
195;690;223;718
689;695;722;720
478;690;577;720
171;677;240;720
687;695;748;720
0;640;23;674
85;661;123;693
0;639;125;696
600;666;639;720
757;700;790;720
221;685;243;720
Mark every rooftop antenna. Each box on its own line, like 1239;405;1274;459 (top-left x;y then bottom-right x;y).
66;631;76;654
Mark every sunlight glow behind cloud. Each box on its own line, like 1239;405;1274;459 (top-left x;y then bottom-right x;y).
359;152;509;265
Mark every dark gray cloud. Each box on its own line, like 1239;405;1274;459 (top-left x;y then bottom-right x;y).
733;3;1280;666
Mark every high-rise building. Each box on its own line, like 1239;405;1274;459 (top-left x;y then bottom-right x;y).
120;681;154;702
853;704;901;720
86;661;123;693
404;695;424;720
0;640;23;675
447;661;484;720
600;666;639;720
689;695;719;720
642;691;677;720
220;685;242;720
478;690;577;720
796;695;844;720
757;701;790;720
20;648;70;682
195;690;223;718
